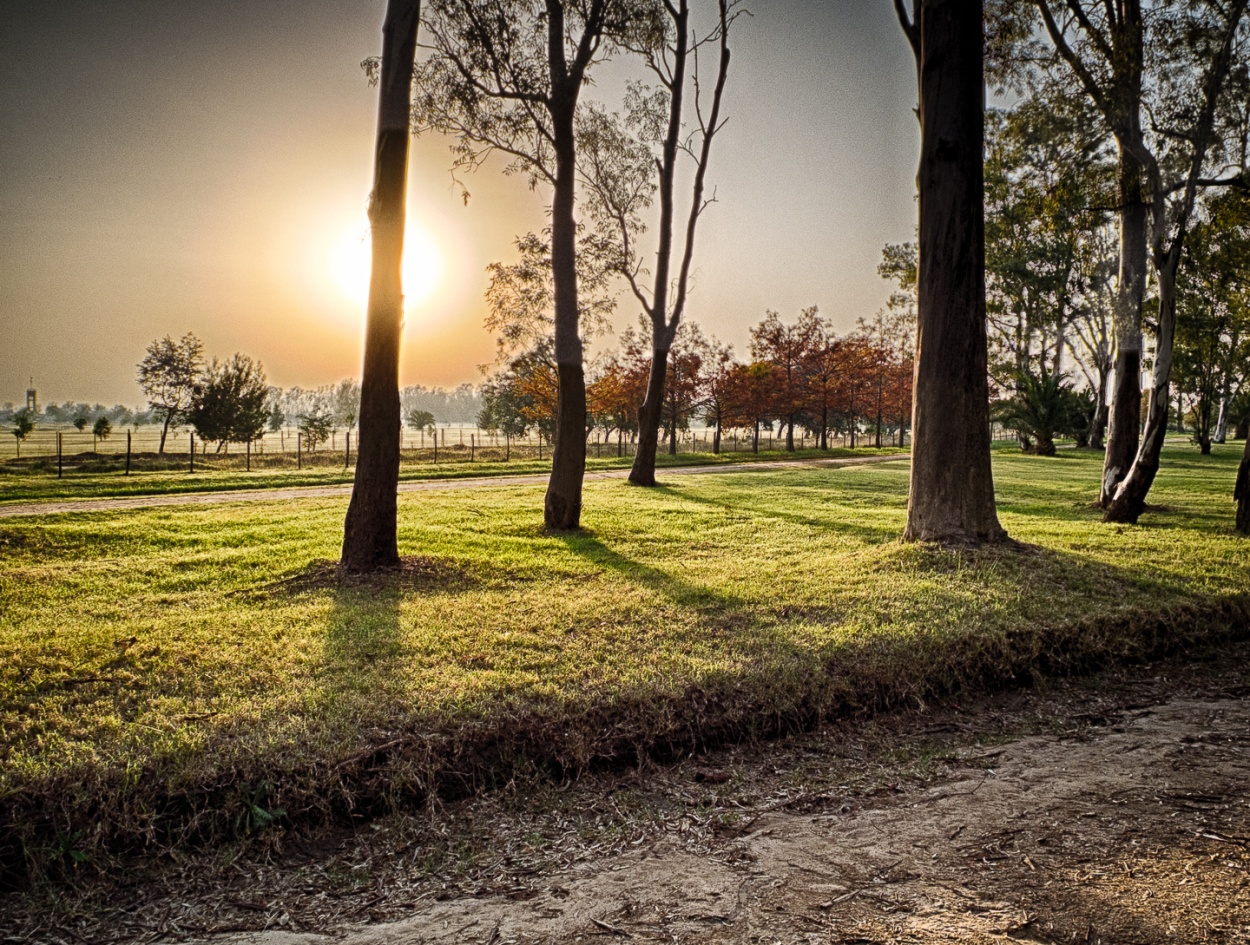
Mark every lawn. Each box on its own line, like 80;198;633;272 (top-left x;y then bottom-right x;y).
0;445;903;505
1;445;1247;884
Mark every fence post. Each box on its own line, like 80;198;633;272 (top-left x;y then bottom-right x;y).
433;431;438;463
505;435;510;462
58;432;63;478
189;432;195;473
246;438;251;472
345;432;350;469
297;433;302;470
470;434;475;462
126;431;131;475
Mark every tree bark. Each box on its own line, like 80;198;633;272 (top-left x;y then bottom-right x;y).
1236;433;1250;535
630;348;669;486
1103;257;1178;523
1100;145;1147;505
341;0;420;572
901;0;1006;545
543;75;586;529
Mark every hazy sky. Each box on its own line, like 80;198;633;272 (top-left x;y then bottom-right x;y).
0;0;919;406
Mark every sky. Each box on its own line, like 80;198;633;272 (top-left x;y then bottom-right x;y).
0;0;920;407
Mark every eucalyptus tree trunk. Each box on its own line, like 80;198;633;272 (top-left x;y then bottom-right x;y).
341;0;421;572
1100;146;1147;505
898;0;1005;544
1103;256;1178;523
630;345;670;486
544;68;587;530
1236;434;1250;534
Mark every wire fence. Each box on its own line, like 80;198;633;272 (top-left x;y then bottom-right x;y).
4;423;1018;477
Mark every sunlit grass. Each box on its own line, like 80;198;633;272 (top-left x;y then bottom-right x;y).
0;445;903;505
0;444;1246;877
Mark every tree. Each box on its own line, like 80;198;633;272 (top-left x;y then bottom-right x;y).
11;409;33;458
699;339;735;453
994;369;1088;455
137;333;203;453
267;401;285;433
723;361;776;453
414;0;645;529
72;415;88;432
1173;195;1250;453
332;379;362;431
91;416;112;446
188;354;270;451
299;409;334;451
574;0;734;486
1237;434;1250;534
895;0;1006;543
1100;1;1249;521
749;308;820;452
340;0;422;572
405;408;437;434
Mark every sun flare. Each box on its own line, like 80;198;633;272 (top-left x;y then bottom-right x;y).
328;222;443;311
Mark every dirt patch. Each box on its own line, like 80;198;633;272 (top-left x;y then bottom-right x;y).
6;643;1249;945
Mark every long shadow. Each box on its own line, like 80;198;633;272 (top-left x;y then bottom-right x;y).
651;480;902;545
554;530;743;611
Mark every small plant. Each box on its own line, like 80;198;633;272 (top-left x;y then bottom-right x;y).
11;409;34;457
92;416;112;441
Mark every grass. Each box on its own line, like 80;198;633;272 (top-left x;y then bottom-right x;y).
1;443;1247;886
0;445;904;505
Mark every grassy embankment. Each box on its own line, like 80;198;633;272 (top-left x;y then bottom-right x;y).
0;445;903;505
1;445;1247;885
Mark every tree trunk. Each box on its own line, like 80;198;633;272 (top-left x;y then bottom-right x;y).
544;88;586;530
1215;389;1230;444
1100;146;1147;505
159;415;171;454
1089;399;1108;451
752;420;759;454
713;417;721;453
630;348;669;486
1236;433;1250;535
1104;259;1178;524
902;0;1005;545
341;0;420;572
1035;434;1056;456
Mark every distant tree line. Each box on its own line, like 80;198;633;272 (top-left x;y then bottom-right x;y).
478;304;916;453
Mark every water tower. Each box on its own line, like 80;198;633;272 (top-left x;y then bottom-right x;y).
25;379;36;414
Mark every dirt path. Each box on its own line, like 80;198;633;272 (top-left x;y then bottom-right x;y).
0;454;907;518
11;645;1246;945
209;689;1250;945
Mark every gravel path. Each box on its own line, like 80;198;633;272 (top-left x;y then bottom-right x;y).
0;454;908;518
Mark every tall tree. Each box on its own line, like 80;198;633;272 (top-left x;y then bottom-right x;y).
137;332;203;454
1101;0;1249;522
415;0;639;529
896;0;1007;543
188;353;270;452
577;0;734;486
749;308;820;452
1031;0;1150;503
341;0;422;572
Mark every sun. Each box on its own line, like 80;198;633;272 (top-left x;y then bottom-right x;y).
328;221;443;311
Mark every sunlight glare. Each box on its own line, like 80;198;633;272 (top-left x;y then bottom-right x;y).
328;222;443;311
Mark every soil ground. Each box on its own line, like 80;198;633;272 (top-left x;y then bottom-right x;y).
9;641;1249;945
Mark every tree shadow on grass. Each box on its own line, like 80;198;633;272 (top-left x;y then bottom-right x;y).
554;529;743;611
651;482;901;546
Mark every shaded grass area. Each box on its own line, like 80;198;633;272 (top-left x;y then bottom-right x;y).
0;446;902;505
1;445;1247;887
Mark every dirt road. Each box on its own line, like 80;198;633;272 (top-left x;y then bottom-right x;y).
208;687;1250;945
0;454;907;518
13;645;1244;945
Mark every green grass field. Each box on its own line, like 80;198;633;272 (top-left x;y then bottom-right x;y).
1;444;1247;883
0;445;903;505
